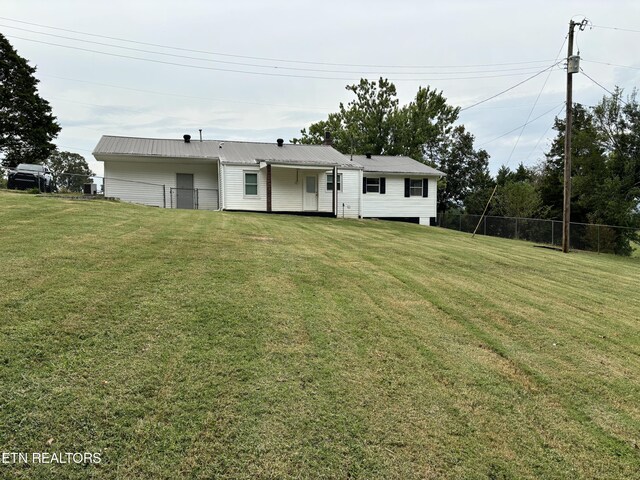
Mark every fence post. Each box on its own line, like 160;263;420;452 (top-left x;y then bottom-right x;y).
515;218;518;239
163;185;166;208
170;188;173;209
597;225;600;254
483;216;487;236
551;220;554;246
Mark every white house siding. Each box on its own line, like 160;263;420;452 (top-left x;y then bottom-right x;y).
361;175;438;223
271;167;303;211
222;164;266;211
325;169;360;219
104;159;218;209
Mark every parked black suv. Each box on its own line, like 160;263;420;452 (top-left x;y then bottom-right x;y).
7;164;56;192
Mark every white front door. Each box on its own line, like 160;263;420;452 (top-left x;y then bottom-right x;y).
303;175;318;211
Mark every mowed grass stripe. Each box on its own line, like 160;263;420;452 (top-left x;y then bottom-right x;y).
0;191;638;479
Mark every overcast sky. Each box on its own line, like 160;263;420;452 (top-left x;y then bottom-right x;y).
3;1;640;176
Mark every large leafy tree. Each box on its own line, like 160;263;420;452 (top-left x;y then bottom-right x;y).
539;89;640;254
293;78;460;158
46;150;94;192
294;77;488;212
0;33;60;168
494;182;544;218
436;125;492;213
391;85;460;161
293;78;400;155
490;163;546;218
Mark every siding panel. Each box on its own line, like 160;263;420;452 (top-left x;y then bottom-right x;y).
361;175;437;220
334;169;361;218
104;159;218;209
223;165;266;211
271;168;303;211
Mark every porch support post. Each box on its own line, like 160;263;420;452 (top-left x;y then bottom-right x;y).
266;164;272;212
333;166;337;217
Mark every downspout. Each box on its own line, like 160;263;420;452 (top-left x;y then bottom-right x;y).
333;166;337;217
218;161;223;211
266;164;272;212
358;168;363;218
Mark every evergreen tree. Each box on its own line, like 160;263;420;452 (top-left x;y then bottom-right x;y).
539;91;640;254
0;33;60;168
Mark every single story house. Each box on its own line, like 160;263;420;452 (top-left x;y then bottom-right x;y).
92;134;444;224
353;154;442;224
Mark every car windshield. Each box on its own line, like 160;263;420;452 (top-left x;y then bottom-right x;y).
17;164;44;172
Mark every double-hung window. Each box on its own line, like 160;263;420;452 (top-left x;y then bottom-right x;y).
327;173;342;192
366;177;380;193
404;177;428;197
244;172;258;196
363;177;386;194
409;179;423;196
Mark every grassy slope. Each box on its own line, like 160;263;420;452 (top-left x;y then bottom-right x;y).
0;191;638;479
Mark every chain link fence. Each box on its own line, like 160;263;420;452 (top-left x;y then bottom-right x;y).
3;172;219;211
102;175;219;210
438;212;640;256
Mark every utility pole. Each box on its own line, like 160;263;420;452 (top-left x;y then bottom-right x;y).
562;18;587;253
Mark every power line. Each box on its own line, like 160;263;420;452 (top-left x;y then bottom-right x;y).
591;24;640;34
7;34;558;82
582;59;640;71
478;102;565;146
502;36;567;165
460;61;562;111
524;103;566;161
56;145;94;153
0;23;555;76
48;95;147;111
471;34;567;238
579;69;630;106
40;78;332;111
463;101;562;111
0;15;556;70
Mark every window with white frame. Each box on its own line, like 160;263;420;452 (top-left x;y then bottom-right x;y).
327;173;342;191
410;179;423;196
244;172;258;196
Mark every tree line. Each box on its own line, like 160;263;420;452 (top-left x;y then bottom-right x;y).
294;78;640;254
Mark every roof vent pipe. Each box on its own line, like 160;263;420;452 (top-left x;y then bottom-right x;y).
365;152;372;159
199;129;202;142
183;134;191;143
277;138;284;147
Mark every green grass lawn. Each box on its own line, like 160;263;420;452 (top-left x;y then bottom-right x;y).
1;190;639;479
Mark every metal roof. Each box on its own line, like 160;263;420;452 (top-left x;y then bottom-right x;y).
351;155;445;176
93;135;220;159
93;135;355;167
217;141;356;167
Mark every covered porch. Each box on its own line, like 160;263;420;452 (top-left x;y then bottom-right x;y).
262;162;339;215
